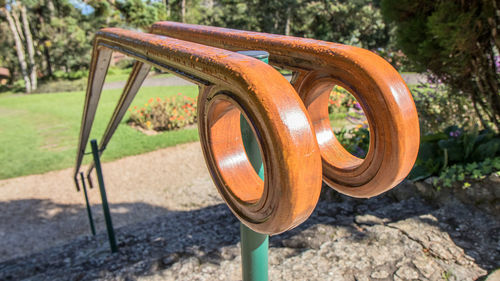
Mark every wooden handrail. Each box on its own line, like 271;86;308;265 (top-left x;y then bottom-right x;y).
150;22;420;198
74;28;322;234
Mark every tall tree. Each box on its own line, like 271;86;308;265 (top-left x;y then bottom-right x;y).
0;4;31;92
0;21;17;85
20;3;36;90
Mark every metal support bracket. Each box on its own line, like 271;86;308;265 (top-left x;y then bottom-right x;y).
90;139;118;253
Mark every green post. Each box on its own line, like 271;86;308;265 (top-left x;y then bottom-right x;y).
80;172;96;236
238;50;270;281
90;139;118;253
240;223;269;280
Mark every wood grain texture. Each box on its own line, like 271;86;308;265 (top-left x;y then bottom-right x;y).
150;22;420;198
75;28;322;234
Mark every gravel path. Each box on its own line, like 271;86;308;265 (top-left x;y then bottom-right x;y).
0;142;221;262
0;140;498;280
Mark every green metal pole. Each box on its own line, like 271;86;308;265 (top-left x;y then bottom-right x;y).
90;139;118;253
238;50;269;281
80;172;96;236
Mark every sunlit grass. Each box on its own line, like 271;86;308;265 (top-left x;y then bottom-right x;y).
0;85;198;180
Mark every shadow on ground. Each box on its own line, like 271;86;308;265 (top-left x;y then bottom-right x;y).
0;186;498;280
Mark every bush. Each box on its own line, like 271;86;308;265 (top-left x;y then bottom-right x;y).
410;83;480;134
409;126;500;187
328;86;356;115
374;48;414;72
335;127;369;158
67;70;88;80
381;0;500;131
107;66;131;76
32;79;86;94
51;69;89;81
334;124;500;188
330;85;370;158
114;58;135;69
128;93;197;132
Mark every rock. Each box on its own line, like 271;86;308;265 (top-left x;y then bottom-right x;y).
370;267;391;279
485;269;500;281
389;180;420;201
395;265;419;280
162;253;180;266
412;255;440;279
355;214;387;226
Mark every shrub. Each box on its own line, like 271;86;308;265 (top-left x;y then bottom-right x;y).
409;126;500;186
128;93;197;132
410;83;480;134
381;0;500;131
107;66;131;76
66;70;88;80
335;127;369;158
330;85;370;158
32;79;86;94
115;58;135;69
328;86;356;115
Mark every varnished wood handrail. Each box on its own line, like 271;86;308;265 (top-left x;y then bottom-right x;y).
150;22;420;198
74;28;322;234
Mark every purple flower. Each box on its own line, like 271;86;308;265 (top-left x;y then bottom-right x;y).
354;146;366;158
449;130;461;137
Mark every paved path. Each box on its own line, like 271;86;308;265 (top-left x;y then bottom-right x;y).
103;73;427;90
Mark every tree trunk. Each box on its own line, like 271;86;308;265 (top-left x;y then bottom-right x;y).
285;6;291;36
1;7;31;93
163;0;170;18
12;6;25;42
20;4;37;90
181;0;186;23
46;0;55;17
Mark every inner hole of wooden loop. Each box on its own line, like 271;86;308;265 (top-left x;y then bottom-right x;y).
307;83;370;170
207;99;264;204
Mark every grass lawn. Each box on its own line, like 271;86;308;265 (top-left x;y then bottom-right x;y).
0;85;199;180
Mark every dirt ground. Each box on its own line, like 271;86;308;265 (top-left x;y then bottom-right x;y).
0;141;223;262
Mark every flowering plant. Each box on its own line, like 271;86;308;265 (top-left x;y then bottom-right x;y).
128;93;197;132
328;85;356;114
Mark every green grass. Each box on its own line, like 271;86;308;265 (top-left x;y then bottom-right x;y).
0;85;199;180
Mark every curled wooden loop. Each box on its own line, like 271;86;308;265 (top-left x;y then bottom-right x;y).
294;65;417;197
199;83;322;235
150;22;420;198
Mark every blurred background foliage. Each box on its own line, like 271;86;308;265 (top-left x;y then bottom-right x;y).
1;0;499;186
0;0;399;93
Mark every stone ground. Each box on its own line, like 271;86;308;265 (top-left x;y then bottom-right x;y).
0;141;499;280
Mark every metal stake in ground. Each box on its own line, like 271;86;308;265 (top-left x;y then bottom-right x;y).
90;139;118;253
238;50;270;281
80;172;96;236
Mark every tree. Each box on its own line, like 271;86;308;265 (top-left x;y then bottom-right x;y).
294;0;390;49
0;3;31;92
381;0;500;131
114;0;167;29
199;0;390;50
0;21;18;85
20;4;36;90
